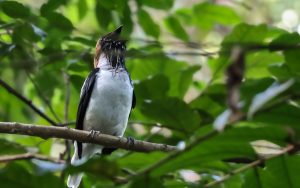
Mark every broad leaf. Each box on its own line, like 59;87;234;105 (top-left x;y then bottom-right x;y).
164;16;189;41
0;1;30;19
193;2;240;29
137;8;160;38
140;97;201;132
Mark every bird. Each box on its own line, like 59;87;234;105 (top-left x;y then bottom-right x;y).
67;26;135;188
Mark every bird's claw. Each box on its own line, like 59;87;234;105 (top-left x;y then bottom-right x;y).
126;136;135;148
89;130;100;139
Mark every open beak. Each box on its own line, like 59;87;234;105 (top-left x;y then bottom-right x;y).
104;25;123;40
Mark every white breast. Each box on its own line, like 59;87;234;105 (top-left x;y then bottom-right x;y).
83;69;133;137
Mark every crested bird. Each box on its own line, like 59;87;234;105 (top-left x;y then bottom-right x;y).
67;26;135;188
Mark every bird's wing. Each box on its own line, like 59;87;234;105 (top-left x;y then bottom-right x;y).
132;91;136;109
76;68;99;158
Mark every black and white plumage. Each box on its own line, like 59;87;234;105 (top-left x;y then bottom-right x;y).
67;26;135;188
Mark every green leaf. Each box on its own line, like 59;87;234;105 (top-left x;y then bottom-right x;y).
0;139;26;155
134;74;169;100
136;0;174;10
190;95;224;117
78;0;88;20
242;168;261;188
0;162;63;188
245;51;284;79
137;8;160;38
33;68;62;97
67;158;119;179
130;177;164;188
174;8;194;26
118;152;167;170
154;125;287;175
270;32;300;46
128;51;193;98
164;16;189;41
271;33;300;76
12;23;41;44
173;65;200;98
44;12;74;32
0;1;30;19
241;78;274;101
253;103;300;133
283;50;300;76
40;0;66;16
223;23;286;46
120;3;133;37
69;74;85;92
268;63;294;80
193;2;240;29
95;1;111;29
140;97;201;132
260;156;300;188
98;0;126;12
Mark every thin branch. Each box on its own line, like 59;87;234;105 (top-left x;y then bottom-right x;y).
0;122;177;153
63;72;71;124
130;37;217;49
62;72;71;162
0;79;58;126
0;152;65;163
126;51;218;59
205;144;295;187
26;72;62;123
120;130;219;183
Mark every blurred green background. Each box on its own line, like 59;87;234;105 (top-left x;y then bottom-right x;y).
1;0;300;187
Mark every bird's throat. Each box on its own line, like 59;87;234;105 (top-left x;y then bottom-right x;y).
97;53;125;70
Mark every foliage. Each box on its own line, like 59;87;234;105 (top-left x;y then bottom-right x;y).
0;0;300;187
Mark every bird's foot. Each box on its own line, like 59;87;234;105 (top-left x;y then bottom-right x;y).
88;130;101;139
126;136;135;148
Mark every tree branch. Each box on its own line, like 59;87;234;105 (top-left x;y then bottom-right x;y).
205;144;295;187
0;152;64;163
0;79;58;126
0;122;177;153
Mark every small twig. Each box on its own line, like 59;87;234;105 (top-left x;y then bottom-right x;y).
205;144;295;187
0;122;177;153
126;51;217;58
0;79;58;126
0;152;65;163
63;72;71;125
26;72;62;123
121;130;218;183
62;72;71;162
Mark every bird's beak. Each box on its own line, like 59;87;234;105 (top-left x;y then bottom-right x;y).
112;25;123;35
104;25;123;40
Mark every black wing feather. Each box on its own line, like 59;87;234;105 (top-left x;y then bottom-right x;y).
132;91;136;109
76;68;99;158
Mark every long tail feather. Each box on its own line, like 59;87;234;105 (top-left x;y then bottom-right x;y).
67;142;103;188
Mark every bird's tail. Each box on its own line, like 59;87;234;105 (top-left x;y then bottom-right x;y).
67;173;83;188
67;142;102;188
67;142;84;188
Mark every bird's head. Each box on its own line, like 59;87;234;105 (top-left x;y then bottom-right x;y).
94;26;127;68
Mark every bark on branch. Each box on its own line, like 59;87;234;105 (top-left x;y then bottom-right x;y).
0;122;177;153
